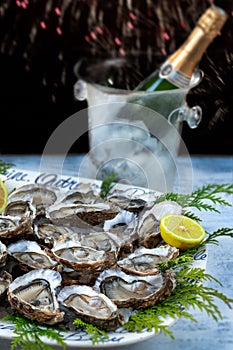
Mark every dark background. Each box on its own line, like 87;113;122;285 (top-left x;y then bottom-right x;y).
0;0;232;155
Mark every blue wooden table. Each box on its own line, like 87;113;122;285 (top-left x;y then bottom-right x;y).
0;154;232;350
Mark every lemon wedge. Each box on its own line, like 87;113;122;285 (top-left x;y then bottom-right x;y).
160;214;206;250
0;179;8;214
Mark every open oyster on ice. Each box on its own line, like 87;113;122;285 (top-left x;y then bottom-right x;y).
4;199;36;221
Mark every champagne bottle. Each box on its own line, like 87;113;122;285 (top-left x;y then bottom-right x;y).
136;4;228;92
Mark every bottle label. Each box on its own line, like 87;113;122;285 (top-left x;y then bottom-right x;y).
160;63;191;88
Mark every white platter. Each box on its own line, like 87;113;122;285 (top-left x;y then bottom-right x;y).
0;168;208;348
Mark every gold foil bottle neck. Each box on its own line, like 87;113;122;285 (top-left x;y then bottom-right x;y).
197;5;228;38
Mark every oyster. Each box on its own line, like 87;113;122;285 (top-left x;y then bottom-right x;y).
7;269;64;324
46;202;120;226
50;240;116;285
137;200;182;248
34;223;77;247
7;240;61;271
0;215;32;241
58;183;98;205
108;193;147;213
94;268;176;309
4;200;36;220
8;184;58;215
117;245;179;276
58;285;124;330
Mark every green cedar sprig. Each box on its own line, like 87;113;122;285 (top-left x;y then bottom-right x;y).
202;227;233;246
124;267;233;336
73;317;109;344
0;159;14;174
3;315;66;350
156;183;233;216
100;173;117;199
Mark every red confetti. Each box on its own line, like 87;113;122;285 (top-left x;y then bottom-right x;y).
40;21;47;30
84;35;90;43
96;26;103;35
90;31;97;40
56;27;62;35
163;31;170;41
161;47;167;56
129;12;137;20
180;21;186;30
54;7;61;16
127;21;134;30
147;10;153;18
119;47;126;56
114;37;122;46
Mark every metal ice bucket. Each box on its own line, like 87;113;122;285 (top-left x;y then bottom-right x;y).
74;58;202;192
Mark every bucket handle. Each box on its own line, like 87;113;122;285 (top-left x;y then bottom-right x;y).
168;103;202;129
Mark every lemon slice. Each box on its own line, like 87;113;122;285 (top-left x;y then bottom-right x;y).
160;214;206;250
0;179;8;214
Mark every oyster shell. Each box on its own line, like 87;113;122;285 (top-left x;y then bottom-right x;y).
4;200;36;220
7;269;64;324
137;200;182;248
0;240;7;266
34;223;77;247
7;240;61;271
46;202;120;226
108;193;147;213
50;240;116;285
0;271;12;299
0;215;32;241
94;268;176;309
58;285;124;330
58;183;98;205
117;245;179;276
8;184;58;215
103;210;139;256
